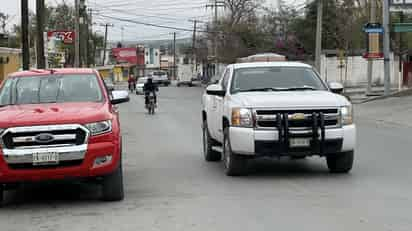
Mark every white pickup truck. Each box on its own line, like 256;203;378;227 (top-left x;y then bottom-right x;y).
201;61;356;176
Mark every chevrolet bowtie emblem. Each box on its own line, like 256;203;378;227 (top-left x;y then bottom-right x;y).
290;113;305;120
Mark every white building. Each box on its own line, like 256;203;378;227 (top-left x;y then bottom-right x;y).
144;47;160;69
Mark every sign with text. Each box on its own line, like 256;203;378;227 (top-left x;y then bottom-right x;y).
112;48;144;65
363;23;384;59
47;31;75;44
390;0;412;12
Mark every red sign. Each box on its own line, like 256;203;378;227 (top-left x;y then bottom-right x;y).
363;53;384;59
112;48;144;65
47;31;75;44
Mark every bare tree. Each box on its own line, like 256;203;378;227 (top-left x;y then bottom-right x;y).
224;0;262;27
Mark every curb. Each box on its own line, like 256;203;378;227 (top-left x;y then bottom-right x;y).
358;88;412;104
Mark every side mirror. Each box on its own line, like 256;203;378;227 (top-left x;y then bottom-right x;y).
329;82;344;94
111;90;130;105
107;86;115;91
206;84;226;97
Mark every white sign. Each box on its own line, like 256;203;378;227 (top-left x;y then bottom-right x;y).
390;0;412;12
391;0;412;5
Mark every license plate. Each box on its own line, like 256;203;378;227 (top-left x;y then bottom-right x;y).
33;153;59;165
290;138;311;148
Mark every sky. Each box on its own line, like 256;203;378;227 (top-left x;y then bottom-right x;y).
0;0;305;42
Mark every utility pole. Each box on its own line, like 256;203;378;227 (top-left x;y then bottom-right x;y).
383;0;391;96
121;27;124;44
399;11;404;90
206;0;225;75
36;0;46;69
315;0;323;72
366;0;376;95
21;0;30;70
88;8;94;67
101;23;114;66
79;0;87;67
74;0;80;67
190;19;198;73
173;32;176;80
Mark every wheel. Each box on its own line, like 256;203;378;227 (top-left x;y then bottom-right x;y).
0;184;4;206
101;162;124;201
223;128;248;176
202;120;221;161
326;151;354;173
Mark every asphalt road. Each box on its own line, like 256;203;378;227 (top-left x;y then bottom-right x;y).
1;86;412;231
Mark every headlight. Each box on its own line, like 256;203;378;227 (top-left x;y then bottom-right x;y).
232;108;253;127
85;120;112;136
341;105;353;125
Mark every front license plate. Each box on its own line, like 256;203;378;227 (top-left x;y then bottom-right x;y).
33;153;59;165
290;138;311;148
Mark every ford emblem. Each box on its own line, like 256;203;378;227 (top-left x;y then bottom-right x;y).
34;133;55;144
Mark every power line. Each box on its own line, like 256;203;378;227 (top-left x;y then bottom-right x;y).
96;14;218;34
91;5;208;22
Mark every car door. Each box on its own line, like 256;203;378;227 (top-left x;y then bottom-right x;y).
212;67;231;142
207;68;226;140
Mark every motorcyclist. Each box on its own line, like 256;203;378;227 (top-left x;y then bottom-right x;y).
143;77;158;107
128;74;136;91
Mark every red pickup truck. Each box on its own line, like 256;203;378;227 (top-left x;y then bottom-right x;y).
0;69;129;203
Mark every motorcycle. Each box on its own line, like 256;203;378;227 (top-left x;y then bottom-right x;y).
146;93;156;115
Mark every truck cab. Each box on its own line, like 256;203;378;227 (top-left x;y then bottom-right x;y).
201;55;356;176
0;69;129;203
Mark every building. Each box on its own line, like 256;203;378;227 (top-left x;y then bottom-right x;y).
144;47;160;69
0;47;21;83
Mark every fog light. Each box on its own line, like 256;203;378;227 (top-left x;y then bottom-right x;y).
93;155;113;167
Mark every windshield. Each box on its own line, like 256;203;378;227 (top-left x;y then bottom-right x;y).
231;67;326;93
137;78;148;83
0;74;103;106
153;71;166;76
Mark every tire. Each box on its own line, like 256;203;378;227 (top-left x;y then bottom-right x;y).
202;120;221;161
101;162;124;201
0;184;4;206
223;128;248;176
326;151;354;173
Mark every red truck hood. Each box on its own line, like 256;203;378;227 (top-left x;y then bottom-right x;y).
0;102;111;128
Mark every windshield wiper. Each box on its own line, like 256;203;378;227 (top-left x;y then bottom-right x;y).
283;86;317;91
237;87;288;92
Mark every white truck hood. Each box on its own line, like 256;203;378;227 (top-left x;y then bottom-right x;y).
230;91;350;109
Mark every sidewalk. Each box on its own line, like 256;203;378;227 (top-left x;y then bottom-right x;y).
344;86;402;104
356;93;412;127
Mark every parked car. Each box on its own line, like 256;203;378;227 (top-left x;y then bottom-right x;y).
0;69;129;203
202;58;356;176
103;77;115;91
136;77;148;95
151;71;170;86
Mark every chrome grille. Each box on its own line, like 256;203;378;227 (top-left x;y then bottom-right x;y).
254;109;340;129
0;124;89;150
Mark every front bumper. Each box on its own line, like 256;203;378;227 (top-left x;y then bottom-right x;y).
0;133;121;183
229;125;356;156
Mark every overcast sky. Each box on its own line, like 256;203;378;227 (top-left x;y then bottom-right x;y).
0;0;305;42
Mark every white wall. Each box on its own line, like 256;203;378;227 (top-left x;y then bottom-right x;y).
320;53;401;87
144;48;160;68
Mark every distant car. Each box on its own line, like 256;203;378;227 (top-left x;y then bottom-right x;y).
136;77;148;95
151;71;170;86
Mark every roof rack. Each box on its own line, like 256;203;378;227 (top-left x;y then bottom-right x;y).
236;53;287;63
